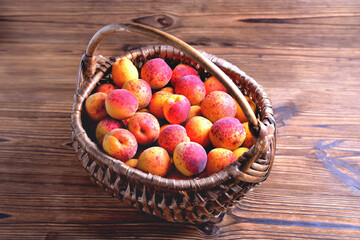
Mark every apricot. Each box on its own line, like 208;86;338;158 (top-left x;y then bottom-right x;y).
85;92;108;121
204;76;227;95
122;79;152;109
185;116;212;148
209;117;246;151
241;122;255;148
158;124;190;154
141;58;172;89
159;124;171;133
170;63;198;87
206;148;237;175
175;75;206;105
95;83;117;95
124;158;138;168
173;142;207;177
102;128;138;162
233;147;249;159
235;96;257;123
163;94;191;124
201;91;236;123
183;105;202;125
136;146;172;177
148;91;173;119
112;58;139;88
105;89;139;120
95;117;123;145
127;112;160;145
160;86;174;93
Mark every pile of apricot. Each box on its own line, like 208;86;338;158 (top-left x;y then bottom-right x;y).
84;58;256;179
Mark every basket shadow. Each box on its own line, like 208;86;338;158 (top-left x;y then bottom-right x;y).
75;200;223;238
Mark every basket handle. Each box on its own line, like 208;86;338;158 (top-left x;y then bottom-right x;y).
82;23;260;131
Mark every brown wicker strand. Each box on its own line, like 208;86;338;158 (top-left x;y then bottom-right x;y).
71;23;276;224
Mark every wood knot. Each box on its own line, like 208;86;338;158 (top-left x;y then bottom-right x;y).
197;222;220;235
0;138;9;142
274;103;299;129
0;212;11;219
311;139;360;194
133;14;175;29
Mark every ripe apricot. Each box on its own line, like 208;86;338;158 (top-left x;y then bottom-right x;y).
112;58;139;88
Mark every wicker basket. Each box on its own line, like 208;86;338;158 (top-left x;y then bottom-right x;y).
71;23;276;224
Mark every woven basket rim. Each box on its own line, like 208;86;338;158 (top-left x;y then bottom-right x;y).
71;45;276;192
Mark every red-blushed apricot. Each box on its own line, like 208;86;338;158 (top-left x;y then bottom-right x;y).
102;128;138;162
95;117;123;145
124;158;138;168
127;112;160;145
136;146;172;177
159;124;171;133
175;75;206;105
148;91;173;119
185;116;213;148
163;94;191;124
233;147;249;160
170;63;198;87
206;148;237;175
204;76;227;96
112;58;139;88
85;92;108;121
201;91;236;123
235;96;257;123
122;79;152;109
95;83;117;95
209;117;246;151
241;122;255;148
173;142;207;177
183;105;202;125
105;89;139;120
141;58;172;89
158;124;190;154
160;86;174;93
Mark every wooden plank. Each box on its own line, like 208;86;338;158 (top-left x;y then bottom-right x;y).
1;0;360;239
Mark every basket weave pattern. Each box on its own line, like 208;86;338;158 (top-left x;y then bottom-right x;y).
71;25;276;224
71;23;276;224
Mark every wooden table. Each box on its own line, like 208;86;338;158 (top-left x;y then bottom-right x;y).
1;1;360;239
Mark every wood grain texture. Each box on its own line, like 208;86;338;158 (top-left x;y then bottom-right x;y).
1;0;360;239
